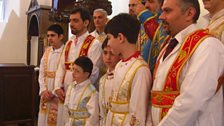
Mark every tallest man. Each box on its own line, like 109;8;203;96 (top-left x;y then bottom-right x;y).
151;0;224;125
53;8;102;125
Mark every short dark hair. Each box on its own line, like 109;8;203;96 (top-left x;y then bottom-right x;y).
70;7;91;22
102;37;108;49
74;56;93;77
179;0;200;23
105;13;140;44
47;24;64;35
158;0;164;5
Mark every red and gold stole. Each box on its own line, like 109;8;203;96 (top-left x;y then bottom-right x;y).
152;29;211;120
64;35;95;70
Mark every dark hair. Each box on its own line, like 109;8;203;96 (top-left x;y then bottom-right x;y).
105;13;140;44
47;24;64;35
74;56;93;77
70;7;91;22
102;37;108;49
180;0;200;23
158;0;164;5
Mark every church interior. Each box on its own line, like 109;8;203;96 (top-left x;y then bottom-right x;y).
0;0;209;125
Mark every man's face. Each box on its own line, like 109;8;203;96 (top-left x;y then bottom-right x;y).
145;0;162;13
202;0;221;13
47;31;63;48
102;46;120;71
69;13;88;36
93;11;107;30
129;0;140;16
159;0;189;36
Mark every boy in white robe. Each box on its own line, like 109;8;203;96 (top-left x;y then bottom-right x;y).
99;37;121;126
105;13;152;126
64;56;99;126
38;24;64;126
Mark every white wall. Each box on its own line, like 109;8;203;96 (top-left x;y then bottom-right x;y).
108;0;129;19
0;0;209;64
0;0;29;64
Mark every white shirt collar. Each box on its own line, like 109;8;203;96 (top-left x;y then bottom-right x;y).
73;79;91;88
50;44;64;53
174;24;198;45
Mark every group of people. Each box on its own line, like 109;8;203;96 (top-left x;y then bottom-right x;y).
37;0;224;126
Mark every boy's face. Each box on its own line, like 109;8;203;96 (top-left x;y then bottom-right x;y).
47;31;63;48
72;64;89;84
107;33;122;55
103;46;120;71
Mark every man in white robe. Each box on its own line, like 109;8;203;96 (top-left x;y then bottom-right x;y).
202;0;224;97
151;0;224;125
90;8;108;43
54;7;102;102
202;0;224;44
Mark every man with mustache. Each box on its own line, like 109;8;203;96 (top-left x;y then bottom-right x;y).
134;0;169;73
53;7;102;124
149;0;224;125
202;0;224;98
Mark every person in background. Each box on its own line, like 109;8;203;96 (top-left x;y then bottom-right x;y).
129;0;150;68
202;0;224;43
64;56;99;126
98;37;121;126
38;24;64;126
151;0;224;125
134;0;169;73
105;13;152;126
202;0;224;93
90;8;108;43
145;0;164;14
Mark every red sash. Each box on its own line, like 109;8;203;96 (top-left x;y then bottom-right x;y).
64;35;95;70
152;29;211;120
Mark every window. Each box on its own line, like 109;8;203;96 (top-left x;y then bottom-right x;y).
0;0;4;22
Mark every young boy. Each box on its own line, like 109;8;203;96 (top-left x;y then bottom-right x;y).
105;13;152;125
64;56;99;126
38;24;64;126
99;38;121;126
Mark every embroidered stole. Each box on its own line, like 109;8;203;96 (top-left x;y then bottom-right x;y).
40;47;63;126
152;29;210;120
66;83;96;126
64;35;95;71
109;57;148;126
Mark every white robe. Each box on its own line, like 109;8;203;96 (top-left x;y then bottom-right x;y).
99;70;115;126
64;79;99;126
38;45;64;126
152;24;224;126
106;56;152;126
54;31;102;92
203;9;224;44
90;30;107;43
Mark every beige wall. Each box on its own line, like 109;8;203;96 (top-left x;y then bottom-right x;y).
0;0;209;64
0;0;29;64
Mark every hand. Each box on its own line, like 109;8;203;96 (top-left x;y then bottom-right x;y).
134;2;147;16
41;90;54;102
218;74;224;85
215;73;224;93
55;88;65;102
